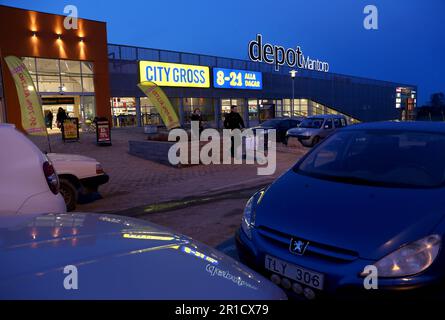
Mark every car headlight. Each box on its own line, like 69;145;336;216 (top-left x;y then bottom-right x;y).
241;189;265;240
373;234;441;278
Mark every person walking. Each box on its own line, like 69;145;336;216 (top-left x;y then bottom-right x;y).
223;105;245;157
56;107;67;132
190;108;204;133
46;111;54;129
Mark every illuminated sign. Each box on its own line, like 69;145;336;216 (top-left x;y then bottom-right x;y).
248;33;329;72
213;68;262;90
139;61;210;88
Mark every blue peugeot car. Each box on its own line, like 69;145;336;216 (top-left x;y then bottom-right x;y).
236;121;445;299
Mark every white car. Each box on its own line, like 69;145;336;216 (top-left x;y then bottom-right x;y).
0;124;66;218
47;153;109;212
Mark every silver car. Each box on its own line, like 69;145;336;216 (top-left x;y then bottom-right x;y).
286;114;348;147
0;212;286;300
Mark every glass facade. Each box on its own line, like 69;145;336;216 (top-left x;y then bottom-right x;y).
111;97;137;127
21;57;96;124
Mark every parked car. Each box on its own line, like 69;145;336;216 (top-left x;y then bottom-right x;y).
0;212;287;300
0;124;66;217
47;153;109;211
286;114;347;147
251;117;304;143
236;121;445;300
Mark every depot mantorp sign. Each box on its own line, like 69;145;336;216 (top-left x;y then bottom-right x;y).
248;34;329;73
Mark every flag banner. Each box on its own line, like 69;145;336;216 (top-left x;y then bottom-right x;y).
4;56;47;136
137;81;180;130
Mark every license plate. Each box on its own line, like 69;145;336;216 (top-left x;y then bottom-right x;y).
265;255;324;290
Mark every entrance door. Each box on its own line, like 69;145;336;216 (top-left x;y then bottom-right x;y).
41;96;79;131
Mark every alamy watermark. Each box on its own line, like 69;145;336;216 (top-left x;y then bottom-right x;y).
63;5;78;30
168;122;277;175
63;265;78;290
363;5;378;30
362;265;378;290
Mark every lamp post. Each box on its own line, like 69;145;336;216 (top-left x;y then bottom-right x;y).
289;70;297;117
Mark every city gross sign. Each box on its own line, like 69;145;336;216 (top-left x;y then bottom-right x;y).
248;34;329;73
139;60;210;88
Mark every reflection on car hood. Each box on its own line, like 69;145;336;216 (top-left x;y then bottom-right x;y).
0;213;286;300
287;127;318;135
255;171;445;260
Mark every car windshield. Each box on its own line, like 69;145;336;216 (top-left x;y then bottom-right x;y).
261;119;282;127
295;129;445;188
299;118;324;128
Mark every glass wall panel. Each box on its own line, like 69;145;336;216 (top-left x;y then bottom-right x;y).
60;60;81;75
38;75;62;92
111;97;136;127
81;61;94;75
140;96;161;125
183;97;214;123
82;76;95;92
61;75;82;92
81;96;96;121
36;58;60;74
248;99;259;121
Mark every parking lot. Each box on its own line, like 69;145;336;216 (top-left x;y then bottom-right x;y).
30;128;306;247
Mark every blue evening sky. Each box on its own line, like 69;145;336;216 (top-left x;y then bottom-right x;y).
1;0;443;105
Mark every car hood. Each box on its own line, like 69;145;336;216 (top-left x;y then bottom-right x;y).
0;213;285;300
251;126;275;131
47;153;98;163
255;171;445;260
287;127;318;135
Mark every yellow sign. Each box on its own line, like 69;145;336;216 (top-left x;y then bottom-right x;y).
139;61;210;88
4;56;47;136
62;118;79;141
138;81;181;130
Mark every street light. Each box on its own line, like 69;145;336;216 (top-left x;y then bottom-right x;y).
289;70;298;117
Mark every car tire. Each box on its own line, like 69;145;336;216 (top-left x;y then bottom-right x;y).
312;136;320;147
59;178;78;211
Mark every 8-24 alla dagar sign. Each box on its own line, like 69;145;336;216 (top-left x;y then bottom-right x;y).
248;34;329;73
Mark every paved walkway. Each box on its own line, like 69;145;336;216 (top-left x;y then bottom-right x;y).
29;127;307;213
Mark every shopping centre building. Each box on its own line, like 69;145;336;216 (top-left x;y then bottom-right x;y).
0;5;417;131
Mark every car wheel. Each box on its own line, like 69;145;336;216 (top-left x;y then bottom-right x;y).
59;178;78;211
312;136;320;147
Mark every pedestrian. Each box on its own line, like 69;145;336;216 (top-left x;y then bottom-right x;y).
46;111;53;129
223;105;245;157
56;107;67;131
190;108;204;133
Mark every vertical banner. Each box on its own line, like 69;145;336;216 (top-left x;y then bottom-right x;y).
137;81;180;130
4;56;47;136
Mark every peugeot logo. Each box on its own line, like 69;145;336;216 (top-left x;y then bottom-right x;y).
289;238;309;255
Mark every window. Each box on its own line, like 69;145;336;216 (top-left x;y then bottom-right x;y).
24;57;95;94
296;130;445;188
324;119;333;129
333;118;347;128
248;99;258;121
184;98;214;123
